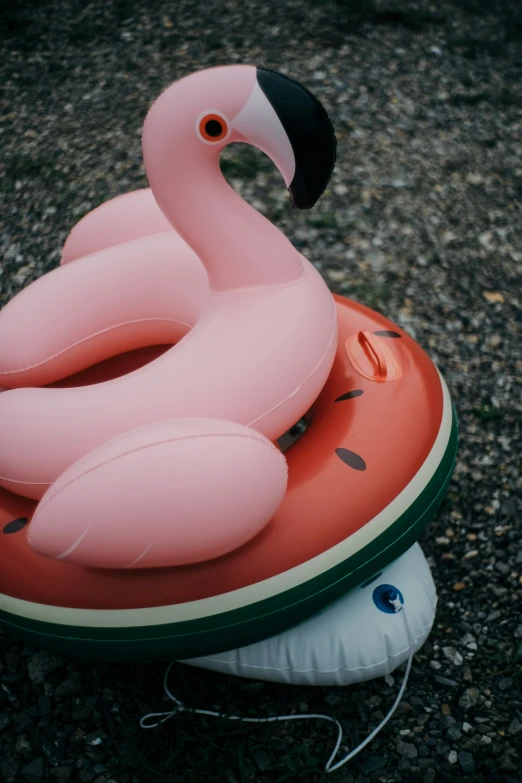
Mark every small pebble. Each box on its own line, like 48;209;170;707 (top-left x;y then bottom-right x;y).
508;718;522;736
22;756;45;777
397;741;418;760
253;749;271;771
442;647;463;666
458;750;476;774
447;726;463;741
459;687;480;711
452;582;466;591
359;756;386;774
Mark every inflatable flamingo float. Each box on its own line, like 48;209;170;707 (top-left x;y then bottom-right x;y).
0;65;338;569
0;65;457;662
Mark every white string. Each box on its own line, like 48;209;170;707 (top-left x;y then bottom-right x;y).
140;594;415;773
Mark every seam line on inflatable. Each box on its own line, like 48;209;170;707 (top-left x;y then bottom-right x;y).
187;622;434;674
209;261;306;293
0;476;51;487
0;317;192;375
248;312;338;428
62;228;175;264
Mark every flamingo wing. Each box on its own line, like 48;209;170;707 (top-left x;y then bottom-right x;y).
61;188;174;264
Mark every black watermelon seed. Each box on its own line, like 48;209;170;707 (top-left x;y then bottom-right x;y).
335;448;367;471
335;389;364;402
3;517;28;534
373;330;401;338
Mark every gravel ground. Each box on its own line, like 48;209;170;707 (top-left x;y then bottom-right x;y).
1;1;521;781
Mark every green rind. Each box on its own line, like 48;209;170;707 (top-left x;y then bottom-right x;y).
0;407;458;661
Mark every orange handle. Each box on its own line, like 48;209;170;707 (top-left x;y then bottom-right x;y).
345;331;401;383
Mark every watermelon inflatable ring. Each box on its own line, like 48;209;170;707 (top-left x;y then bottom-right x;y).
0;65;457;661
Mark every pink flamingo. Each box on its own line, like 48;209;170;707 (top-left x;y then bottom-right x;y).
0;65;337;569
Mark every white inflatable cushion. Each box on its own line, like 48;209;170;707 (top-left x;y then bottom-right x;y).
182;543;436;686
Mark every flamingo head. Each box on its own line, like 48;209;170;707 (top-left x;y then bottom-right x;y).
142;64;336;210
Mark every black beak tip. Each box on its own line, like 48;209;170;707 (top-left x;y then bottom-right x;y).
289;190;318;211
256;67;337;210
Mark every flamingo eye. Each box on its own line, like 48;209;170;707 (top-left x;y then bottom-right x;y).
197;112;230;144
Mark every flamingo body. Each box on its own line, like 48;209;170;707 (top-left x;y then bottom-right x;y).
0;260;335;501
0;64;338;568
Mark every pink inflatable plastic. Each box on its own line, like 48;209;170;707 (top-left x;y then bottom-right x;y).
0;65;338;569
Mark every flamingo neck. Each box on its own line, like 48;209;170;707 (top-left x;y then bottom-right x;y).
154;152;304;292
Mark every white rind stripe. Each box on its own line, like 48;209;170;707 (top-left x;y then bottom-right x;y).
0;371;453;629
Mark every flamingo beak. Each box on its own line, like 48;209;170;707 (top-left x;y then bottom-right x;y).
257;67;337;210
231;68;336;210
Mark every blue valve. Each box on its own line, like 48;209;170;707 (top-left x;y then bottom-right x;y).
373;584;404;614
